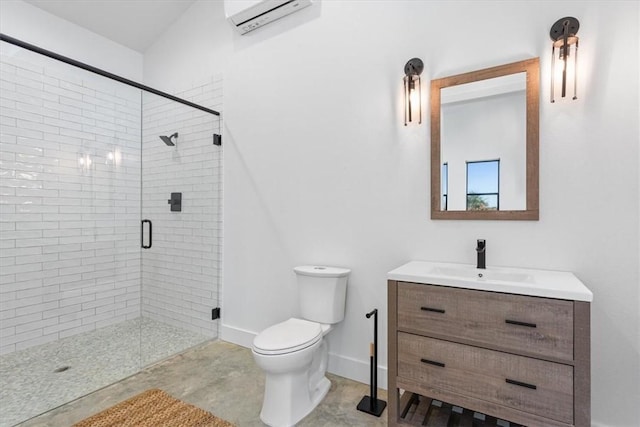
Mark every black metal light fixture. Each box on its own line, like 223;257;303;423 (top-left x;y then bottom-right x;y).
550;17;580;103
403;58;424;125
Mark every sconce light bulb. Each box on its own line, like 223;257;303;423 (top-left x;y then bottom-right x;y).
409;88;419;105
555;52;572;73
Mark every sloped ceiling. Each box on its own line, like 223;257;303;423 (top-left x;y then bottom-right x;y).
23;0;197;52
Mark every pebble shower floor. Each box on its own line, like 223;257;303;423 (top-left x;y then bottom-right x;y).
0;317;208;427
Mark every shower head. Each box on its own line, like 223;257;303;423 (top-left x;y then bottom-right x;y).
159;132;178;146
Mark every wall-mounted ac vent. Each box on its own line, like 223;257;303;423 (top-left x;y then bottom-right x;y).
224;0;312;35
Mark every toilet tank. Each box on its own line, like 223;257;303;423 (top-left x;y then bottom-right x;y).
294;266;350;324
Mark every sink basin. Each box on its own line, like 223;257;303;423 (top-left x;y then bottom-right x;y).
430;265;534;284
387;261;593;301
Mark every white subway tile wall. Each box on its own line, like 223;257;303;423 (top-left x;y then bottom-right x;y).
0;42;223;356
0;46;142;355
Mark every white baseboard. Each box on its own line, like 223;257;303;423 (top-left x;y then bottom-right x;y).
328;351;387;390
220;323;387;390
220;323;256;348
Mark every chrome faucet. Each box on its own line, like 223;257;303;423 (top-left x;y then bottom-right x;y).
476;239;486;269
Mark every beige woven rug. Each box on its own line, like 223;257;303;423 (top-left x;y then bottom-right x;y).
72;389;235;427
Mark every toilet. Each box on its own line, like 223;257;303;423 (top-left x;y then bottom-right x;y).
252;265;350;427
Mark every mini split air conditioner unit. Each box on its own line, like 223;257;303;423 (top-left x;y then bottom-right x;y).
224;0;312;34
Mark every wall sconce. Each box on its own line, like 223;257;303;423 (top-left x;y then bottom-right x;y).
403;58;424;125
550;17;579;102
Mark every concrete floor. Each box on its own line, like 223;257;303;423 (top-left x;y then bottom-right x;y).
16;340;389;427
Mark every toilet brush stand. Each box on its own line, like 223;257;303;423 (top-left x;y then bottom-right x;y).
357;308;387;417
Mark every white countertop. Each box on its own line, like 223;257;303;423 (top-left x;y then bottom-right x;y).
388;261;593;302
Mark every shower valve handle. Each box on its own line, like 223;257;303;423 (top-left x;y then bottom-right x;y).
168;193;182;212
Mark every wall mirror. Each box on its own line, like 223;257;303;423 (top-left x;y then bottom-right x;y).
430;58;539;220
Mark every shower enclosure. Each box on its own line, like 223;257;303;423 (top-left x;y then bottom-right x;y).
0;36;222;426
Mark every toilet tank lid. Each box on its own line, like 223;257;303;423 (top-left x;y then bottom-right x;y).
294;265;351;278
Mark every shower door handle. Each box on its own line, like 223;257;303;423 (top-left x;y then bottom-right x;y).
141;220;152;249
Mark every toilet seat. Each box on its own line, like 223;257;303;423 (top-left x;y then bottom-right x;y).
253;318;322;355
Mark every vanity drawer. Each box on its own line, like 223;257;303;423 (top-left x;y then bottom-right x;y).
397;282;574;361
397;332;574;424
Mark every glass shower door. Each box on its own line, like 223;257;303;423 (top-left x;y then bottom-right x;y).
139;89;222;367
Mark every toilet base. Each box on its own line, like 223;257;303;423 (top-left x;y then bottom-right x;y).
312;376;331;407
256;339;330;427
259;373;331;427
253;319;336;427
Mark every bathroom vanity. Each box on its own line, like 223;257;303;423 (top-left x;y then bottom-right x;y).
387;261;592;427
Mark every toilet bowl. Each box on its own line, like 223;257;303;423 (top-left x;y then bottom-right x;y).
252;318;332;427
252;265;350;427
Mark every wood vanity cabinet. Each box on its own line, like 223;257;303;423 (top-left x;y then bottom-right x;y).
387;280;591;427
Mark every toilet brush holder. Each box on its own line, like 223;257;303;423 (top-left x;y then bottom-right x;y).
357;308;387;417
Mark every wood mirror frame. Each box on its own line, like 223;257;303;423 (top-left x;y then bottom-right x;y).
430;58;539;220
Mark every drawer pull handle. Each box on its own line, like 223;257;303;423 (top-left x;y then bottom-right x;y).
505;319;537;328
420;358;445;368
420;307;445;314
505;378;537;390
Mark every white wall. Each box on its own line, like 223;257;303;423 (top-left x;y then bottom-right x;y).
145;1;638;426
0;0;143;81
143;0;233;93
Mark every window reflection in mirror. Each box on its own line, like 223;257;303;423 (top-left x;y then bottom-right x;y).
441;162;448;210
466;160;499;211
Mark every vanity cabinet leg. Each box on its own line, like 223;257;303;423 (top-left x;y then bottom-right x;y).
574;301;591;427
388;280;399;425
